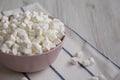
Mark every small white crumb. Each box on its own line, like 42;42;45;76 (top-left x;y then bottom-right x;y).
74;51;84;58
70;57;79;65
82;57;95;67
90;74;107;80
98;74;107;80
82;59;91;66
90;76;99;80
89;57;95;66
21;77;28;80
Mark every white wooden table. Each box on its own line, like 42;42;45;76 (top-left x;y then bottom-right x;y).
0;0;120;80
0;0;120;66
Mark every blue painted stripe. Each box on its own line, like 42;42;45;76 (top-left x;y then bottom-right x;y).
20;7;25;12
49;65;65;80
62;47;95;76
22;72;31;80
65;25;120;70
1;11;4;16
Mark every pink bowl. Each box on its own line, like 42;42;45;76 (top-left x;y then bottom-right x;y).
0;34;66;73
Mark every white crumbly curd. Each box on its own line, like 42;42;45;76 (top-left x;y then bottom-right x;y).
0;11;65;55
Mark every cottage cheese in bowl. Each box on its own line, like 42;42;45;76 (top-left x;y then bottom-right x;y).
0;11;65;56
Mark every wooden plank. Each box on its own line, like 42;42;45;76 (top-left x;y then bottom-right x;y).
0;0;120;66
3;9;22;16
0;0;24;11
0;65;24;80
51;49;91;80
28;67;61;80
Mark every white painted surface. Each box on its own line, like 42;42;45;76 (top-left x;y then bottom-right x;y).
0;1;120;80
0;0;120;66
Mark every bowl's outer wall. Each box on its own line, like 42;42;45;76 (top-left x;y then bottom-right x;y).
0;43;63;72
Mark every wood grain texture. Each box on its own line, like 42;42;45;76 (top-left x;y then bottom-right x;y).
0;0;120;66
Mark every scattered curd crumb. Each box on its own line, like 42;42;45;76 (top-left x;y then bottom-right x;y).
82;59;91;66
89;57;95;66
82;57;95;67
70;57;79;65
98;74;107;80
21;77;28;80
90;76;99;80
74;51;84;58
